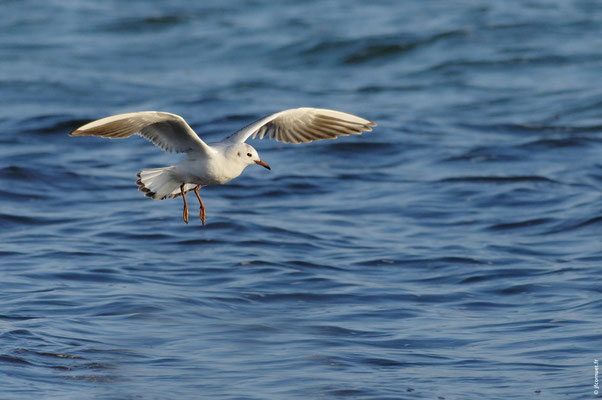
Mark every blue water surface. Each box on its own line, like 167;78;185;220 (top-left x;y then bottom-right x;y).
1;1;602;399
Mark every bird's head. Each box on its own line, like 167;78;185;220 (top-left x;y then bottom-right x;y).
229;143;270;170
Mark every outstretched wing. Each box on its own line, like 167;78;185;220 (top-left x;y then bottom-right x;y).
70;111;214;154
222;107;376;144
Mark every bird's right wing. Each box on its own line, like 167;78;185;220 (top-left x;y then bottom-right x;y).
70;111;214;154
222;107;376;144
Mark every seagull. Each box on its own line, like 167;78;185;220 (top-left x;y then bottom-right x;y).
70;107;376;224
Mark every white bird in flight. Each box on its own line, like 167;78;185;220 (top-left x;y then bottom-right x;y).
70;107;376;224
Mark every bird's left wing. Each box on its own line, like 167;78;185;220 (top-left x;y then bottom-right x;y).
70;111;214;154
222;107;376;144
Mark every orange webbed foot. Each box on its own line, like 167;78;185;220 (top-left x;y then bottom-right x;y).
181;184;189;224
194;185;205;225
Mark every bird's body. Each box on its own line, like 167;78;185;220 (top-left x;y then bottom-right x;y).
172;143;244;187
70;107;375;224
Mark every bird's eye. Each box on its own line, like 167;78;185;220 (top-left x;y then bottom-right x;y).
247;153;252;157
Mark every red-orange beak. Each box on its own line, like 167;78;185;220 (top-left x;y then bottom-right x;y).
255;160;271;170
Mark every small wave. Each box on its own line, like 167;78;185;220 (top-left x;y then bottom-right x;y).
439;175;556;183
492;283;546;296
0;213;74;228
459;301;515;309
0;165;38;180
426;54;581;74
359;357;408;367
242;292;359;304
0;355;31;365
100;14;191;34
460;122;602;135
305;325;378;338
34;351;85;360
51;271;134;284
443;143;528;163
343;30;468;65
17;114;89;135
488;217;553;231
545;215;602;234
521;136;602;149
0;315;36;321
355;256;484;268
281;29;468;66
322;141;395;154
175;238;226;245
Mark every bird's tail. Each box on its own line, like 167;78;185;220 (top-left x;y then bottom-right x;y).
136;167;185;200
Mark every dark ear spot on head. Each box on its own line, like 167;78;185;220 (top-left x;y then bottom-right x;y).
237;152;241;157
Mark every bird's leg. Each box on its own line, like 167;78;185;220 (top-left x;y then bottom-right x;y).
180;184;189;224
194;185;205;225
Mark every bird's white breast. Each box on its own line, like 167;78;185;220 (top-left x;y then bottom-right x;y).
177;151;246;186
